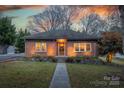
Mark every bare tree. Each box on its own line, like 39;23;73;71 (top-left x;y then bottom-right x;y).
104;8;121;31
28;5;82;32
80;9;121;36
80;13;105;35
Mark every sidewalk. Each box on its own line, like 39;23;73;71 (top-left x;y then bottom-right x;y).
49;63;71;88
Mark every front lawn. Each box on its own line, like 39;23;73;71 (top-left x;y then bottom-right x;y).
67;63;124;88
0;61;56;88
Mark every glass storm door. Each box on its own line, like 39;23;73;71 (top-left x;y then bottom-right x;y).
58;42;65;56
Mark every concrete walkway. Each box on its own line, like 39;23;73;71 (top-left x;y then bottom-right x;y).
49;63;71;88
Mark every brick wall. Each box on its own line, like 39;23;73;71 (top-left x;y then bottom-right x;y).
25;40;98;57
25;40;35;57
25;40;57;57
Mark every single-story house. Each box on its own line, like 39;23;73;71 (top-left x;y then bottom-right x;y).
25;30;99;57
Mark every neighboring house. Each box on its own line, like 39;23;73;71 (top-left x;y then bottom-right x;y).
25;30;99;57
0;45;9;54
7;46;16;54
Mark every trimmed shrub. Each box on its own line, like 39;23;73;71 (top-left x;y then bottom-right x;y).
31;54;41;61
74;56;84;63
31;54;57;62
65;56;105;65
65;56;75;63
47;56;57;62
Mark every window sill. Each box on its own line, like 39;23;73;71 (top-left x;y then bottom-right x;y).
74;51;85;52
35;51;47;53
74;51;92;52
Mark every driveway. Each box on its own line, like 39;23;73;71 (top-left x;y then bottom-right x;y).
0;53;25;62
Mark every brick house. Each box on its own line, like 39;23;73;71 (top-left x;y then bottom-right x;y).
25;30;99;57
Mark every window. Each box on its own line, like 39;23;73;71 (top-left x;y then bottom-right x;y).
86;43;91;51
74;43;91;52
35;42;47;52
80;43;85;52
74;43;80;52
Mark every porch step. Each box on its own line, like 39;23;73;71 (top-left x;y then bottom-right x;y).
56;56;67;63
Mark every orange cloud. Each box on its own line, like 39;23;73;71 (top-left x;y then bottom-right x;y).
73;5;118;22
89;5;118;16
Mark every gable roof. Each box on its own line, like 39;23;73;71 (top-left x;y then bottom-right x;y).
25;30;99;41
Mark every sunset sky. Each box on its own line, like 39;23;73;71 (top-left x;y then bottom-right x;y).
0;5;118;30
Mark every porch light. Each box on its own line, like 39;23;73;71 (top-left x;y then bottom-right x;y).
59;43;64;47
56;39;66;43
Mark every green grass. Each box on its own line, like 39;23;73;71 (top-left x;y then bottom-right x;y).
67;63;124;88
0;61;56;88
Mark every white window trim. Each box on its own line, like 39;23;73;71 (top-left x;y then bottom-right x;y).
74;43;92;52
74;43;80;52
86;43;92;52
80;43;86;52
35;42;47;52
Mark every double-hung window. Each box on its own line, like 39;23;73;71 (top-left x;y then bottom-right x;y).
80;43;85;52
74;43;91;52
86;43;91;52
74;43;80;52
35;42;47;52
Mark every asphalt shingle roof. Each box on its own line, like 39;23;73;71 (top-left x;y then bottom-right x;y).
25;30;99;41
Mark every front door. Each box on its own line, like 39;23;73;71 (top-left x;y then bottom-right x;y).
58;42;65;56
